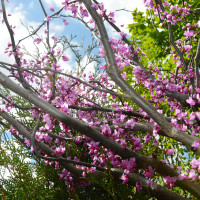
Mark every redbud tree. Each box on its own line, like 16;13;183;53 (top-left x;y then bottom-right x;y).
0;0;200;199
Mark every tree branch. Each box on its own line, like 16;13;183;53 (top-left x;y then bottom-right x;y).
0;110;189;200
82;0;200;156
0;71;200;197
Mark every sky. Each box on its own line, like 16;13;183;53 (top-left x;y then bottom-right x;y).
0;0;146;70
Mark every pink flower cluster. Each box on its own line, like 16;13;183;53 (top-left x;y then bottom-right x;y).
1;0;200;193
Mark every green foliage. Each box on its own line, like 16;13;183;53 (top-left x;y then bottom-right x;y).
128;0;200;73
0;132;71;200
80;169;153;200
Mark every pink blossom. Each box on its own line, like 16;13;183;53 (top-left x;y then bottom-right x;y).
55;138;60;144
43;134;52;143
45;123;53;131
70;5;78;17
175;108;181;116
74;136;82;144
190;158;200;168
181;124;187;132
119;32;127;39
34;38;42;44
49;5;54;12
51;48;55;55
24;138;31;146
121;158;136;173
87;141;100;155
184;30;195;37
196;88;200;93
147;180;152;187
133;138;143;151
188;169;196;180
193;23;198;27
80;6;88;18
57;49;61;55
109;11;115;18
165;148;174;155
192;140;200;151
196;112;200;120
176;60;182;68
112;103;117;108
55;161;59;169
141;52;146;56
177;174;187;181
44;16;51;22
198;20;200;28
99;154;106;165
120;114;126;122
119;139;126;149
7;42;12;47
136;182;142;192
163;176;177;189
177;166;182;172
125;119;135;129
144;166;154;178
183;45;192;53
52;36;58;42
101;125;111;136
62;55;69;61
189;112;196;121
186;97;196;106
62;0;69;5
186;23;191;27
121;72;126;80
63;19;69;26
120;174;129;184
108;12;115;22
82;171;87;177
144;134;152;143
61;123;69;134
44;28;48;34
99;48;105;58
31;146;34;153
91;3;98;10
153;140;158;148
43;114;51;124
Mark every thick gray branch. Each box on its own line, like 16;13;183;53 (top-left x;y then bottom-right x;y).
0;69;200;197
82;0;200;156
0;110;187;199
